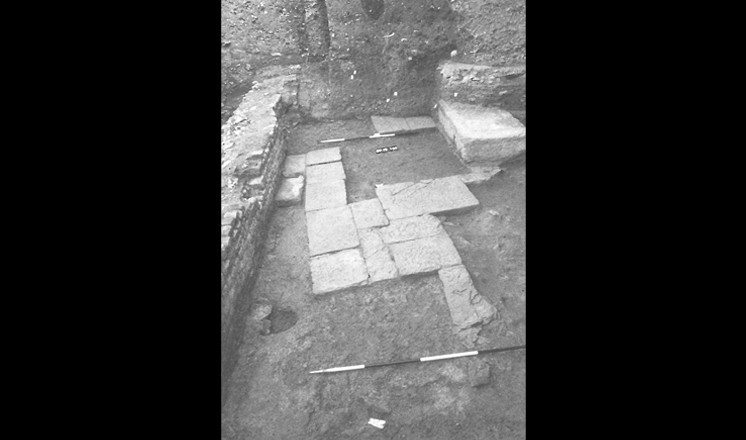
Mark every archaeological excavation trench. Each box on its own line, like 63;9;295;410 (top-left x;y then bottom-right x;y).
221;1;525;438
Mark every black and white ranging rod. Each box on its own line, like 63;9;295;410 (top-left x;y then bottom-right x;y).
309;345;526;374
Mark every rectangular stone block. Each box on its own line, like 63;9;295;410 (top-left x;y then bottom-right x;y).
371;116;411;133
389;232;462;276
310;248;369;295
438;99;525;164
379;214;444;244
275;176;304;207
305;161;346;184
305;179;347;212
438;264;496;330
306;205;360;257
404;116;437;131
359;228;398;283
306;146;341;165
282;154;306;178
375;176;479;220
349;198;389;229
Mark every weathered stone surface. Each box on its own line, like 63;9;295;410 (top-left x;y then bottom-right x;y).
438;99;525;164
359;228;398;282
305;161;346;184
438;264;496;330
389;232;462;276
305;179;347;212
379;214;444;244
404;116;437;131
306;205;360;257
375;176;479;220
349;198;389;229
275;176;304;207
458;166;503;187
306;147;341;165
371;116;411;133
282;154;306;178
310;248;369;295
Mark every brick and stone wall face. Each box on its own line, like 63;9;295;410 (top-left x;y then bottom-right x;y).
221;67;299;401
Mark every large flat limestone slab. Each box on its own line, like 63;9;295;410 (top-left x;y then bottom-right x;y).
305;161;346;184
438;264;497;329
306;147;341;165
310;248;369;295
359;228;398;282
306;205;360;257
438;99;525;163
349;198;389;229
375;176;479;220
379;214;444;244
305;179;347;212
404;116;437;131
371;116;411;133
389;232;462;276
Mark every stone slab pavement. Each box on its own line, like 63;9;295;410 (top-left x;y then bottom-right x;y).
305;161;346;184
306;205;359;257
358;228;398;282
309;248;369;295
379;214;444;244
370;116;411;133
404;116;437;131
349;198;389;229
305;179;347;212
306;146;341;165
375;176;479;220
388;231;462;276
438;264;497;330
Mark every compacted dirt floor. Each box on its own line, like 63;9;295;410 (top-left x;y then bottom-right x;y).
221;120;526;439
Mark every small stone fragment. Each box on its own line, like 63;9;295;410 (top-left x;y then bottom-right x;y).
250;298;273;321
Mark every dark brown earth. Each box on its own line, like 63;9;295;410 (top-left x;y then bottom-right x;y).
221;124;526;439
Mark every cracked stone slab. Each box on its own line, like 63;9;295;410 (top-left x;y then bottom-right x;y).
375;176;479;220
371;116;411;133
349;198;389;229
438;264;497;330
404;116;437;131
388;232;462;276
306;147;341;165
379;214;444;244
275;176;304;207
282;154;306;178
359;228;398;282
310;248;369;295
305;179;347;212
305;161;346;184
306;205;359;257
